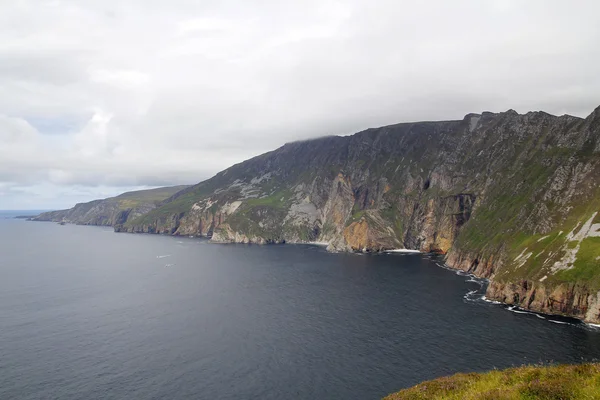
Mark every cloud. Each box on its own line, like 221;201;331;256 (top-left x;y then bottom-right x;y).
0;0;599;209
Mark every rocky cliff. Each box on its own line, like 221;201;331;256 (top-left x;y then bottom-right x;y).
117;106;600;323
32;185;189;226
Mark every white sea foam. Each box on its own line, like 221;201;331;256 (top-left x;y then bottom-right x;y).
507;306;531;315
307;241;329;247
165;263;175;267
156;254;171;259
481;296;502;305
464;289;486;302
503;304;596;327
548;319;569;325
506;306;526;314
386;249;421;253
506;306;546;319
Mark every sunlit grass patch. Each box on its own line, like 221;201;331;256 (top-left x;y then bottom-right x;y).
385;363;600;400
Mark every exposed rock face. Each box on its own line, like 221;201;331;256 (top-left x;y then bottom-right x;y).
486;280;600;323
117;106;600;322
32;185;189;226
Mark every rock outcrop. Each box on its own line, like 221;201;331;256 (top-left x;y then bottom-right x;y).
116;106;600;323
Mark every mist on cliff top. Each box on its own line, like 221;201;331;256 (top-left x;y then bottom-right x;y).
1;0;599;209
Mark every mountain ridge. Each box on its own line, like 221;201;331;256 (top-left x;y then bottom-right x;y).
113;105;600;323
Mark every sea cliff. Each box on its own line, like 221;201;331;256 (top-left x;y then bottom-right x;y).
42;106;600;323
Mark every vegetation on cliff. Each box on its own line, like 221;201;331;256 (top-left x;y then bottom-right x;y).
32;185;189;226
385;363;600;400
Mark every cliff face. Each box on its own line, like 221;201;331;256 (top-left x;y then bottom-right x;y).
118;106;600;322
32;185;189;226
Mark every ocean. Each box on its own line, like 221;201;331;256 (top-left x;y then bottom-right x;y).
1;211;599;399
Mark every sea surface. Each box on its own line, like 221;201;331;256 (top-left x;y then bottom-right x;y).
1;210;600;399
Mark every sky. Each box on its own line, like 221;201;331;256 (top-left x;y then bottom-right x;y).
1;0;599;210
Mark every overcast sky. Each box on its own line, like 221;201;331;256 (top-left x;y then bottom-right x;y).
1;0;599;209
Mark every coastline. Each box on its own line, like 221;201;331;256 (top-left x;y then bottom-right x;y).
437;257;600;329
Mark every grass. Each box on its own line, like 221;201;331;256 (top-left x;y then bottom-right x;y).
487;186;600;290
114;185;189;203
134;192;197;222
245;190;290;208
557;237;600;286
455;160;554;251
346;210;366;226
380;205;403;238
224;212;266;237
128;184;218;225
447;143;600;290
385;363;600;400
217;190;293;240
111;185;189;211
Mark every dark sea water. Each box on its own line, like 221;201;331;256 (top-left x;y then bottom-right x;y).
1;211;600;400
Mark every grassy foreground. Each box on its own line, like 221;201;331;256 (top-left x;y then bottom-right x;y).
385;364;600;400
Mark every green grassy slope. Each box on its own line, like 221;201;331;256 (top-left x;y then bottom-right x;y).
112;185;190;209
385;364;600;400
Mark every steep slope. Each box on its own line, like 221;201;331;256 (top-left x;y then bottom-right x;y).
118;106;600;322
32;185;189;226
